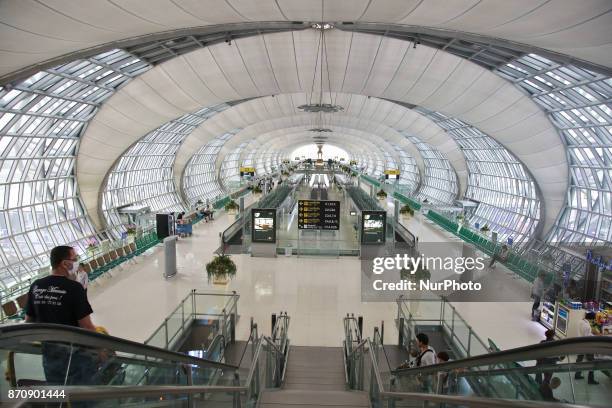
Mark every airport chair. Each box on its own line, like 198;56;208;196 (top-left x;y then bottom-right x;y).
15;294;28;319
2;301;19;320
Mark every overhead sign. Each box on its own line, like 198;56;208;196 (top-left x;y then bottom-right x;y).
240;166;256;173
384;169;400;175
298;200;340;230
252;208;276;243
361;211;386;244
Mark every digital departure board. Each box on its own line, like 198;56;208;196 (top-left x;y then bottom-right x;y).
361;211;386;244
298;200;340;230
251;208;276;243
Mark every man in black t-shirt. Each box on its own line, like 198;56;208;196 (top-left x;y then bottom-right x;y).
25;245;98;385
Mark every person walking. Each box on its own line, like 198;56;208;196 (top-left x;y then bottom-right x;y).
25;246;98;385
535;329;562;384
575;312;599;385
75;262;89;293
531;271;546;321
489;244;510;268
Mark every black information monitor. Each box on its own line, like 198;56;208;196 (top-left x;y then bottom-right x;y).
361;211;386;244
251;208;276;243
298;200;340;230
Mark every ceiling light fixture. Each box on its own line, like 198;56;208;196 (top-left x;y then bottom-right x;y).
298;16;343;121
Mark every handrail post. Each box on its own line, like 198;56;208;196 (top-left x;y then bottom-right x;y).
164;318;169;349
467;327;472;357
398;317;404;348
232;372;241;408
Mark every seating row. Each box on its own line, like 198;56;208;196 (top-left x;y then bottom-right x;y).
0;231;161;322
426;210;539;282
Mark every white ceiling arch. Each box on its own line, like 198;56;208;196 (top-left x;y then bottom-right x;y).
208;119;422;184
75;29;566;235
217;126;405;175
1;0;610;81
237;131;389;171
176;92;465;188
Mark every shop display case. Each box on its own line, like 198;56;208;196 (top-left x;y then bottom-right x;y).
540;301;556;329
599;273;612;305
555;303;585;338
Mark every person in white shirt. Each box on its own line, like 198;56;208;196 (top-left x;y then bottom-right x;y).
575;312;598;384
531;271;546;321
415;333;436;367
414;333;436;391
74;263;89;293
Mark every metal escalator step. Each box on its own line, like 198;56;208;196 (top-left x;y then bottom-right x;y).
259;390;370;406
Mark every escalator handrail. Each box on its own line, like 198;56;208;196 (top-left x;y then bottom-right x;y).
0;323;238;370
365;337;585;408
8;386;588;408
378;391;590;408
393;335;612;376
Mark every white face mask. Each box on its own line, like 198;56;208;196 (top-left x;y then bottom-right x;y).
67;260;79;277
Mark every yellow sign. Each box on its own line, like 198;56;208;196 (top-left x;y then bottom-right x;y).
240;167;256;173
384;169;400;175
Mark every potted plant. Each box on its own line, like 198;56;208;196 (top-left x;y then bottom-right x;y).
251;185;262;195
206;253;237;284
86;240;98;258
225;200;239;215
376;190;387;201
399;205;415;217
480;224;490;235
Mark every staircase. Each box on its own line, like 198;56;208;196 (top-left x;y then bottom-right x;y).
258;346;370;407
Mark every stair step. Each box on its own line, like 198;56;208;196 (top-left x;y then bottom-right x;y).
259;390;370;406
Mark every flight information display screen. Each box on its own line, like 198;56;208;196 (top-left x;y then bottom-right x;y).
251;208;276;243
298;200;340;230
361;211;386;244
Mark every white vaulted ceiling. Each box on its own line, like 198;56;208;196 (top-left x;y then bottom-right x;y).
75;30;566;235
1;0;611;81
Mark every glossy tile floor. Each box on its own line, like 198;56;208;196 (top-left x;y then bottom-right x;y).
88;195;546;352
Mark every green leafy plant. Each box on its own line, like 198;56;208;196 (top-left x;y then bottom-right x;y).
399;205;414;216
252;185;262;194
206;254;237;282
126;225;137;235
376;190;387;199
400;262;431;281
225;200;239;211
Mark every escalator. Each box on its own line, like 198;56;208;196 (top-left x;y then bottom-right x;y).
0;315;290;407
346;321;612;407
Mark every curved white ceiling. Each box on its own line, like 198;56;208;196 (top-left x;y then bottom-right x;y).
1;0;611;80
76;30;566;235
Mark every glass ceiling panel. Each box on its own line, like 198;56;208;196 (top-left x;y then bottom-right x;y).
0;49;149;291
101;104;231;237
498;54;612;246
416;107;540;246
401;133;458;205
183;129;240;206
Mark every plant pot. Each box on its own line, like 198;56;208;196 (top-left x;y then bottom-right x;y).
213;275;230;285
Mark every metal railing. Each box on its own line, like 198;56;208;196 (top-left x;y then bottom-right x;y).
144;290;239;351
346;323;611;408
396;295;489;359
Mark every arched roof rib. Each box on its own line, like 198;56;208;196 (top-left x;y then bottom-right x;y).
1;1;610;84
75;30;565;237
100;103;233;235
